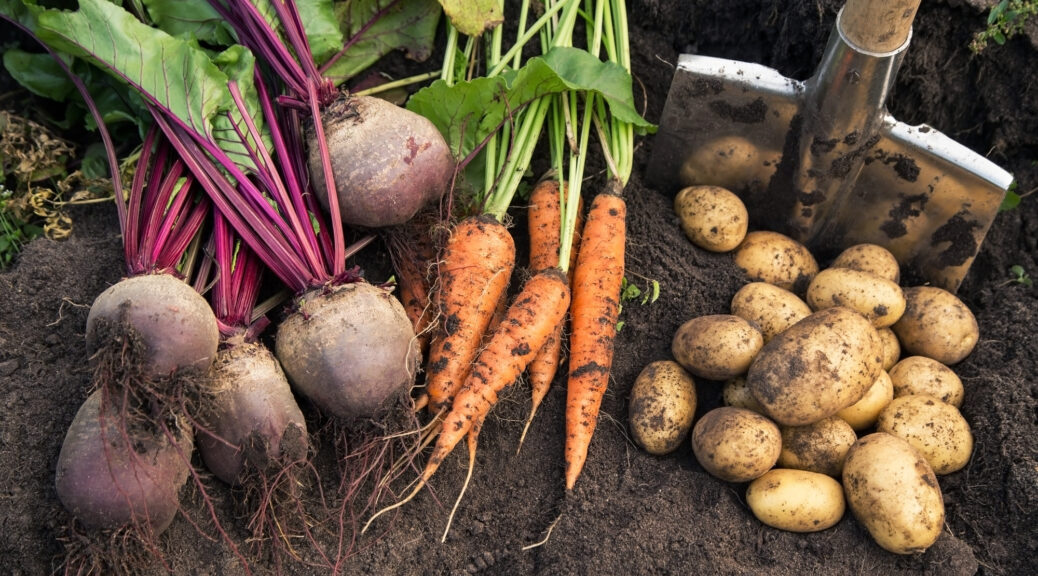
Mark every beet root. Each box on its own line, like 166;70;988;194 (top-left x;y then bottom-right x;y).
275;281;420;420
55;389;193;535
309;95;455;229
197;342;308;485
86;273;220;378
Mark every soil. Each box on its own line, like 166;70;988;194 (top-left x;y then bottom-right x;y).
2;0;1036;575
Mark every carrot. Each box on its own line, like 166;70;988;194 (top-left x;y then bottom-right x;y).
424;267;571;481
361;268;570;534
519;179;584;449
387;226;437;358
424;215;515;414
564;186;626;490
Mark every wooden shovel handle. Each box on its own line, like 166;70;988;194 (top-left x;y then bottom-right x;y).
840;0;921;53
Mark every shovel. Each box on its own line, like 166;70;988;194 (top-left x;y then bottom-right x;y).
647;0;1014;292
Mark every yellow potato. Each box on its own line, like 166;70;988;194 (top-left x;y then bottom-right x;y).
673;185;749;253
889;356;964;408
691;407;781;483
877;327;901;371
730;282;812;342
671;315;763;380
836;370;894;431
778;416;857;477
733;231;819;294
746;469;845;532
628;361;698;455
830;243;900;283
747;307;883;426
876;394;973;475
842;433;944;554
722;376;766;414
805;268;906;328
892;286;979;365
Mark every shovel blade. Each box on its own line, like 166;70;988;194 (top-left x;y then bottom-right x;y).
826;116;1013;291
646;54;803;202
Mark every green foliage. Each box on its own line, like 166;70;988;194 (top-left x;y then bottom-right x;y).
0;186;44;269
325;0;441;83
616;276;660;332
1008;265;1033;286
971;0;1038;53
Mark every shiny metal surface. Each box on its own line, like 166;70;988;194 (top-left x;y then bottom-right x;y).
647;7;1013;292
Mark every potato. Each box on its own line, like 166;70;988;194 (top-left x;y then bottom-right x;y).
746;469;845;532
892;286;979;365
876;395;973;475
805;268;906;328
673;185;749;252
671;315;763;380
778;416;857;477
733;231;819;294
628;361;698;455
722;376;766;414
836;370;894;431
830;243;900;283
730;282;812;342
747;307;884;426
877;327;901;371
691;407;781;483
889;356;964;408
842;433;944;554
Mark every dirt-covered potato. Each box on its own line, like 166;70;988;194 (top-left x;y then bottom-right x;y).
673;185;748;252
733;231;819;294
830;243;900;283
777;416;858;477
877;327;901;371
889;356;964;408
730;282;812;343
876;395;973;475
836;370;894;431
628;361;698;455
747;307;884;426
691;407;781;483
805;268;906;328
722;376;766;414
842;433;945;554
892;286;979;365
671;315;763;380
746;469;846;532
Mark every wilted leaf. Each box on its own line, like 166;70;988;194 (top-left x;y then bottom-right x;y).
439;0;502;37
324;0;441;84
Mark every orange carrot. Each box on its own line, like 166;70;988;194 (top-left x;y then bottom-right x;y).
565;187;626;490
423;268;571;482
387;218;439;358
424;215;515;414
520;180;583;447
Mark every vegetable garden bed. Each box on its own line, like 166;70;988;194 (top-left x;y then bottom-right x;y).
1;0;1036;574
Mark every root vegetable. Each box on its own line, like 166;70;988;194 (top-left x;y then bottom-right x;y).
86;273;220;378
197;342;308;485
276;281;420;420
309;95;455;229
55;389;193;534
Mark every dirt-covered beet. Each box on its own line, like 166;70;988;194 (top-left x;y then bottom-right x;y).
275;281;420;420
196;341;308;485
54;389;194;535
308;95;455;229
86;274;220;378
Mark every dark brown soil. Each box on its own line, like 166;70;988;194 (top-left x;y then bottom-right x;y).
2;1;1036;574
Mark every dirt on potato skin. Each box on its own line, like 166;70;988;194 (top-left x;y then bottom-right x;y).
2;0;1037;574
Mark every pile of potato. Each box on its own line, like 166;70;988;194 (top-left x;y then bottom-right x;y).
628;186;978;555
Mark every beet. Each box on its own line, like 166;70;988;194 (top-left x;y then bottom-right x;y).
275;281;420;420
54;389;193;535
197;342;308;485
86;274;220;378
308;95;455;229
